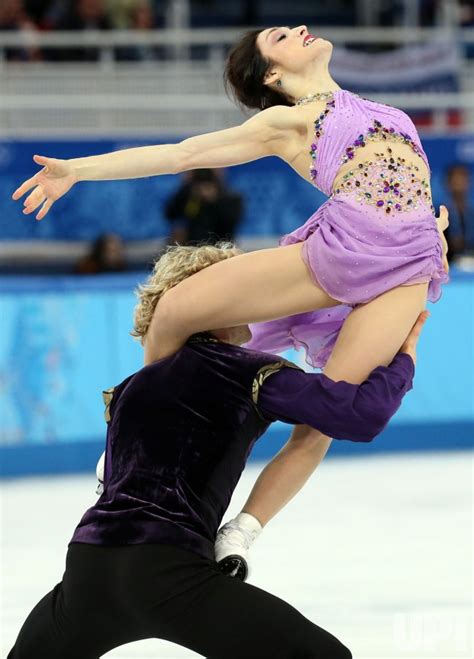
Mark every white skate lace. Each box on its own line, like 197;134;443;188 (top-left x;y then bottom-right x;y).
215;521;258;557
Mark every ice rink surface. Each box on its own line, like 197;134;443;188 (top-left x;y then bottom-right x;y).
1;451;472;659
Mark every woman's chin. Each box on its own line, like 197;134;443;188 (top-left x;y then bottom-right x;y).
311;38;333;58
299;40;332;68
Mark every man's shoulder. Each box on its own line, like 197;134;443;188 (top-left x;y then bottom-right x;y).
186;335;303;371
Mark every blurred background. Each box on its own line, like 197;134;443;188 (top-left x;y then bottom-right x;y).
0;2;472;657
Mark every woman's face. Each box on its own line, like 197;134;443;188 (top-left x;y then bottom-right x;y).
256;25;333;78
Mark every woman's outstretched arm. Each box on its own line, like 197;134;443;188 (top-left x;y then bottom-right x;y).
72;106;298;178
12;106;301;221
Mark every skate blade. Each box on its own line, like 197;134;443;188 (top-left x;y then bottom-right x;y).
217;555;249;582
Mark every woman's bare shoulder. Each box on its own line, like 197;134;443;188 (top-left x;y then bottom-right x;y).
258;105;307;134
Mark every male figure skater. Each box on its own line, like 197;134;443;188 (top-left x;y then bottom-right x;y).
8;243;424;659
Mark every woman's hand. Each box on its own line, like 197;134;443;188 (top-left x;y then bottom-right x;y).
399;310;429;366
12;155;78;221
436;205;449;274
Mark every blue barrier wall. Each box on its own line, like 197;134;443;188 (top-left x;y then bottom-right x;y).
2;135;474;240
0;270;472;478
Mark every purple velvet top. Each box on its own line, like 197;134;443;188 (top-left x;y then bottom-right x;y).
69;336;414;559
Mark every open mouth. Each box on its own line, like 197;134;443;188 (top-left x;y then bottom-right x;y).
303;34;317;47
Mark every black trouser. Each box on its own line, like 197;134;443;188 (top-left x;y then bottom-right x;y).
8;543;352;659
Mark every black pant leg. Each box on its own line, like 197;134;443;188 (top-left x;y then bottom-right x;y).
139;556;352;659
8;543;352;659
8;583;95;659
7;546;149;659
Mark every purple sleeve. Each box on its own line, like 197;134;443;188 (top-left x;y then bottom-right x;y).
257;353;414;442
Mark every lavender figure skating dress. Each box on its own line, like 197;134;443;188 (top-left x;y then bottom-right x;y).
244;89;448;368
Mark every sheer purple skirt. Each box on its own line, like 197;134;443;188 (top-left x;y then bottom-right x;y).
243;193;448;369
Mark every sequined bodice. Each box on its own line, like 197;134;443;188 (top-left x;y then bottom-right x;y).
308;89;430;199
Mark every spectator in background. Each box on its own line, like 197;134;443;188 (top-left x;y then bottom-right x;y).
74;233;127;274
0;0;42;61
115;0;163;61
444;164;474;259
164;169;243;246
106;0;140;29
460;1;474;58
51;0;112;61
23;0;54;23
241;0;258;26
37;0;69;30
460;0;474;25
420;0;440;26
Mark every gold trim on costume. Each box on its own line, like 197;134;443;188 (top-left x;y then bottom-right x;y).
102;387;116;423
252;359;303;406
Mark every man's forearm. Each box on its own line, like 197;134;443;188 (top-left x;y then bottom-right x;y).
242;425;332;527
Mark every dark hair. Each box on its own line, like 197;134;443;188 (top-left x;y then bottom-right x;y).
190;168;219;183
89;233;126;269
223;29;292;111
189;168;223;194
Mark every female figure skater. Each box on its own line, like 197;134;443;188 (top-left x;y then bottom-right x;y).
8;242;425;659
13;26;449;549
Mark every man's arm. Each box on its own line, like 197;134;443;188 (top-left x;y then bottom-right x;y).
256;352;414;443
215;355;412;573
215;314;426;578
215;355;414;568
236;352;414;529
243;312;424;529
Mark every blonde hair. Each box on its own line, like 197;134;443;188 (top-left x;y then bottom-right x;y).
131;241;241;344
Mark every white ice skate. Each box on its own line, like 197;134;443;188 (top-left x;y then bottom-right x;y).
214;512;262;582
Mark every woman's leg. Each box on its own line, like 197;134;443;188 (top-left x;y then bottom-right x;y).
238;283;429;529
323;282;429;382
146;242;339;361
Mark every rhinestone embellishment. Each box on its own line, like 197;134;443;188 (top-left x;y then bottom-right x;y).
296;91;336;106
341;119;423;164
308;95;336;183
334;147;434;214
